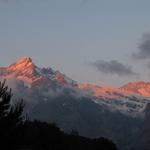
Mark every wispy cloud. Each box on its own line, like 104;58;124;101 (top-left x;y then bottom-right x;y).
132;33;150;60
91;60;138;76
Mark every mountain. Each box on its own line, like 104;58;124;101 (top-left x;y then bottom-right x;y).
120;82;150;97
1;57;150;117
78;83;150;117
0;57;150;150
0;57;76;86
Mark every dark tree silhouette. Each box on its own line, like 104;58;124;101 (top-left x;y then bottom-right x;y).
0;80;24;149
0;80;118;150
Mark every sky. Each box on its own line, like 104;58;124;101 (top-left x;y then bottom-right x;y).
1;0;150;86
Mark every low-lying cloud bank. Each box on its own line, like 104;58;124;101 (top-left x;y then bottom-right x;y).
91;60;137;76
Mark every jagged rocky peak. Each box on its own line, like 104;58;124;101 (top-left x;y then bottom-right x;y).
1;57;150;98
13;57;32;65
19;57;32;63
0;57;41;84
0;57;150;117
78;81;150;98
0;57;76;86
120;81;150;97
121;81;150;89
8;57;35;71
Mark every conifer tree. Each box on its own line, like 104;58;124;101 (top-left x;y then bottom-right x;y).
0;80;24;149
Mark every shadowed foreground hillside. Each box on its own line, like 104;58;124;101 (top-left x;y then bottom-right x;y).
132;103;150;150
0;80;118;150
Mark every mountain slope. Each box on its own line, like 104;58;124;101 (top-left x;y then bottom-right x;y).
78;83;150;117
0;57;76;86
120;82;150;97
1;57;150;117
0;57;150;150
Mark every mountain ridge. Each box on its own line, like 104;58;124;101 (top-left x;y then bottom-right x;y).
1;57;150;97
0;57;150;117
0;57;149;150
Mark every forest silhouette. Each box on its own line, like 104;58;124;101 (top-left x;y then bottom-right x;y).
0;80;118;150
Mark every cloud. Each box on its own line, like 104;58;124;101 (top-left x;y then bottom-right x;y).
133;33;150;60
91;60;137;76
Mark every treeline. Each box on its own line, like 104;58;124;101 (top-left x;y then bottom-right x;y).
0;80;118;150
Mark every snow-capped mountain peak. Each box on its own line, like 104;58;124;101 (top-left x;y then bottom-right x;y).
0;57;76;86
0;57;150;117
9;57;34;69
8;57;36;75
2;57;42;84
120;82;150;97
78;83;150;117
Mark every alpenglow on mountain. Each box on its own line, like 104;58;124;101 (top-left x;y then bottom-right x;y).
0;57;76;85
0;57;150;116
0;57;150;150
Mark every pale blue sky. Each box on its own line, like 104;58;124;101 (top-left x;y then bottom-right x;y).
1;0;150;86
